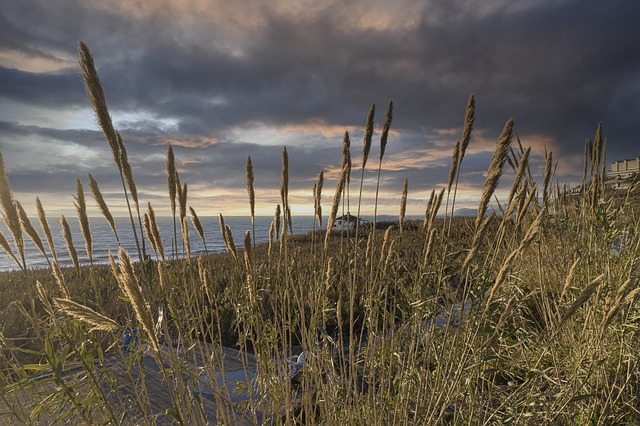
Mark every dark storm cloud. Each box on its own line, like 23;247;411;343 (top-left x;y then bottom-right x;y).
1;0;639;214
0;67;84;106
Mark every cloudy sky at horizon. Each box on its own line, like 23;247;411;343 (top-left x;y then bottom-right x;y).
1;0;639;218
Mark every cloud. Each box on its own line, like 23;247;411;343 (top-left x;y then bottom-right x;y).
1;0;639;217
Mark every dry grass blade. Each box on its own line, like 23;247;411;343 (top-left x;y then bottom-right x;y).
447;141;461;192
462;215;492;273
505;147;531;213
177;180;187;222
541;150;553;208
558;274;606;328
78;42;119;164
54;298;120;332
181;215;191;259
560;257;581;299
423;228;436;266
246;156;255;220
116;133;138;208
190;206;206;250
88;174;119;243
426;189;445;234
485;208;545;312
225;224;237;259
52;260;70;298
516;185;538;226
112;247;159;353
325;164;348;250
246;155;256;248
0;228;21;270
475;118;514;230
244;230;253;271
37;197;57;262
315;170;324;228
601;279;638;331
459;94;475;162
342;131;352;184
143;213;157;256
147;202;164;261
280;147;289;237
219;214;228;251
362;104;375;170
167;145;177;257
399;178;408;233
74;178;92;262
268;220;275;259
60;215;80;272
274;204;281;241
166;146;177;216
16;200;48;264
380;101;394;161
36;281;55;319
493;294;517;337
423;190;436;232
380;227;392;266
0;152;24;267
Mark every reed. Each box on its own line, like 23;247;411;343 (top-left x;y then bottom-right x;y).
0;228;21;270
54;298;120;332
560;257;581;299
484;207;545;313
341;131;352;224
182;214;191;260
475;118;514;231
36;197;57;262
399;178;408;233
448;95;475;231
147;202;164;261
143;213;157;258
60;214;80;272
314;170;324;228
224;224;237;259
558;273;606;328
541;150;554;208
325;164;348;250
373;101;394;227
88;173;119;244
0;152;25;271
78;42;119;162
190;206;207;254
280;147;289;238
166;145;178;258
246;156;256;247
74;178;93;263
16;200;49;267
52;260;70;298
274;204;281;241
110;247;159;353
355;104;375;243
244;230;253;272
35;281;55;319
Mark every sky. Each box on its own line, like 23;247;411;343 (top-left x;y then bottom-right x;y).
1;0;639;218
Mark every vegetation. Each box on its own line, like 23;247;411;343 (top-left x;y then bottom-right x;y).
0;42;639;425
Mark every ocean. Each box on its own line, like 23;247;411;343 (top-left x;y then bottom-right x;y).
0;214;402;271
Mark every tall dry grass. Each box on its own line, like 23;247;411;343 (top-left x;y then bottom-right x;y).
0;41;639;426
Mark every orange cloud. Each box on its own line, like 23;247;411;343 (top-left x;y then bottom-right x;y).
0;47;75;73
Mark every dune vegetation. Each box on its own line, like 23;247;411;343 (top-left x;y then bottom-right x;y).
0;42;639;425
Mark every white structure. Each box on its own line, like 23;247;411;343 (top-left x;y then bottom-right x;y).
609;157;640;179
607;157;640;189
332;213;367;230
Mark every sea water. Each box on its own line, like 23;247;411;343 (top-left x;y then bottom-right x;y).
0;215;402;271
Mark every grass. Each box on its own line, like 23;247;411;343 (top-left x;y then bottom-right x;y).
0;41;639;424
